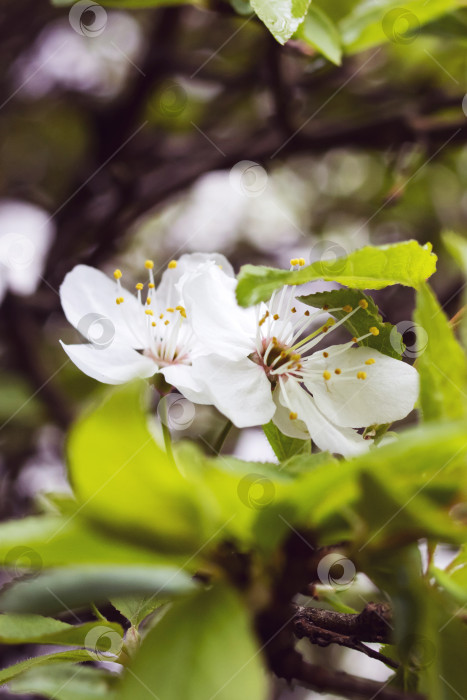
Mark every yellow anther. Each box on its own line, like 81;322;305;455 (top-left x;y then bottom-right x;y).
273;313;279;320
358;299;369;309
116;298;121;305
365;358;375;365
304;310;310;317
369;326;379;336
280;350;287;358
290;258;299;266
151;321;156;327
289;411;298;420
168;260;177;269
291;353;301;362
164;320;170;325
145;260;154;270
323;305;329;311
145;309;153;316
352;337;357;343
343;305;353;313
272;336;278;344
146;298;151;305
148;283;155;289
323;370;332;380
327;318;335;326
298;258;306;266
357;371;367;380
166;307;175;312
113;269;122;280
176;305;186;318
135;282;143;290
335;368;342;375
323;351;329;358
159;314;164;319
291;307;296;313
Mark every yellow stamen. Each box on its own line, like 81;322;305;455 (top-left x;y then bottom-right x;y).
343;305;353;313
146;298;151;305
164;320;170;325
369;327;379;336
135;282;143;290
176;305;186;318
151;321;156;327
365;358;375;365
298;258;306;266
357;371;367;380
168;260;177;269
291;307;296;313
323;351;329;358
148;283;155;289
289;411;298;420
335;368;341;375
159;314;164;319
273;314;279;320
291;353;301;362
113;269;122;280
352;337;357;343
323;370;332;380
322;305;329;311
358;299;369;309
145;260;154;270
145;309;153;316
166;307;175;312
290;258;299;266
304;310;310;317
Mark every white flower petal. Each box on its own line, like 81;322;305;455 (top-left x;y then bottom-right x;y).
282;380;368;457
192;355;275;427
182;263;256;360
60;340;157;385
272;386;309;440
157;252;234;310
160;364;212;404
60;265;145;348
305;345;419;428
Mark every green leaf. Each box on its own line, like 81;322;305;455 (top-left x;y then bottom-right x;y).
262;421;310;461
9;664;117;700
0;650;91;685
119;585;267;700
340;0;462;54
0;566;196;615
298;288;403;359
111;594;164;628
296;5;342;65
0;514;180;568
443;231;467;348
250;0;312;44
0;613;123;649
236;241;437;306
67;383;219;553
414;283;467;422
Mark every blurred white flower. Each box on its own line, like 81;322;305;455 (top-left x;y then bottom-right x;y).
0;200;54;303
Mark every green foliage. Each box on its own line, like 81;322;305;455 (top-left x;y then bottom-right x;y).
236;241;437;306
119;585;267;700
250;0;312;44
0;614;123;648
0;650;92;685
296;6;343;65
9;665;117;700
0;567;195;615
262;420;310;460
414;282;467;421
298;288;404;358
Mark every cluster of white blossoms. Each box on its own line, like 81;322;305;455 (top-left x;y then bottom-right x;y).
60;253;419;456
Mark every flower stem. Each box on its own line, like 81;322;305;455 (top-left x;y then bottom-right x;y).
213;419;233;455
162;420;175;463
